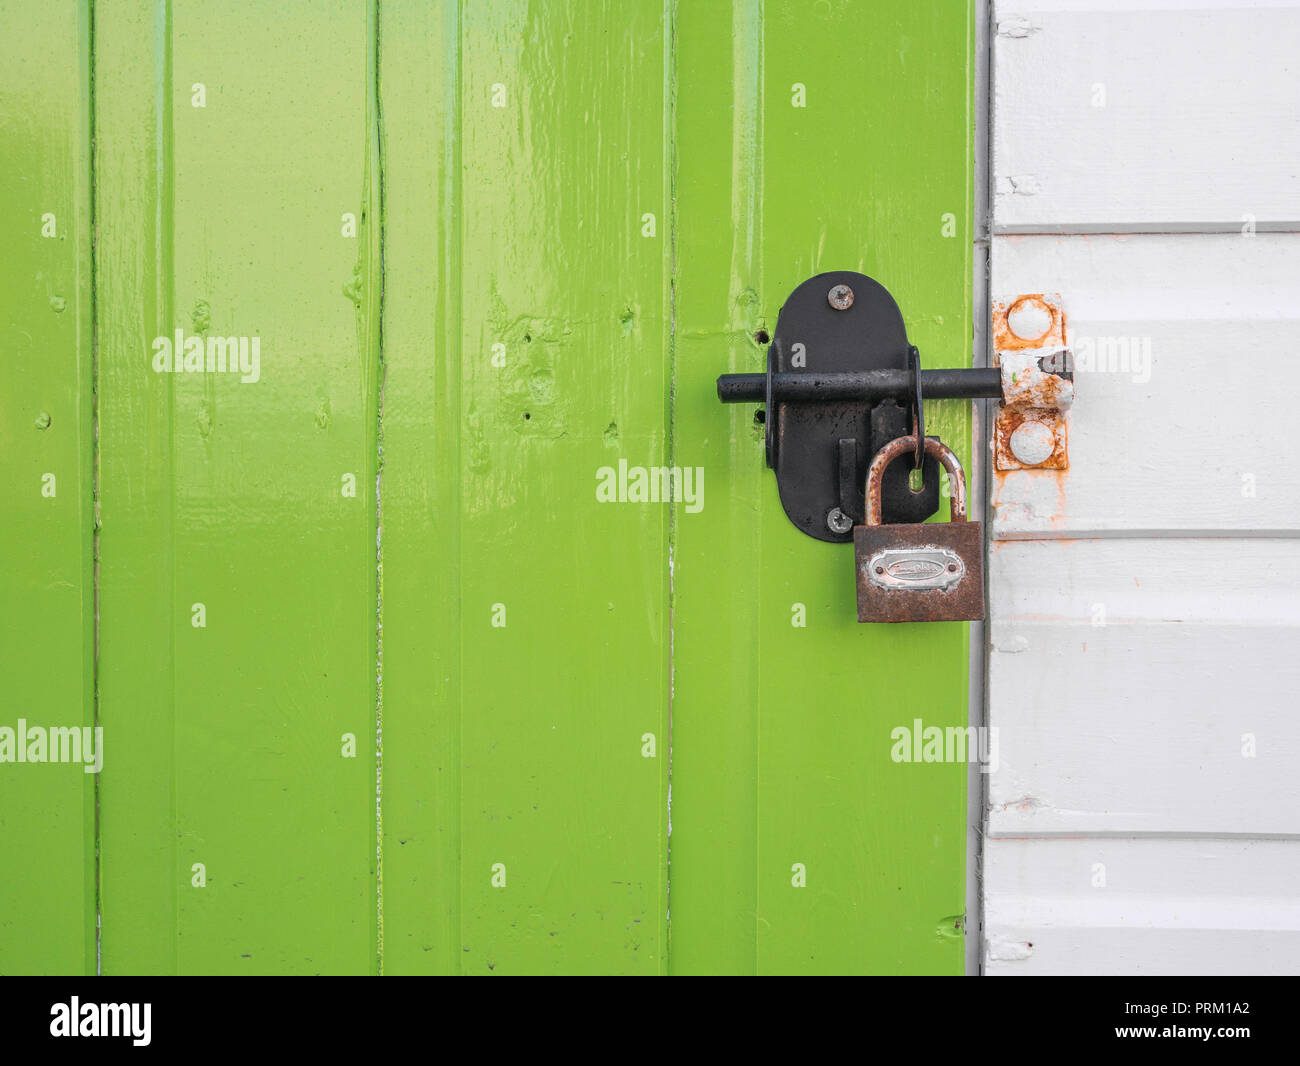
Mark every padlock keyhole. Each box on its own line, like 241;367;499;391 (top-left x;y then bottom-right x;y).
908;465;926;493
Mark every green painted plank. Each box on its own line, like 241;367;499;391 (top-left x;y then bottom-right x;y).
96;0;378;974
671;0;974;974
666;0;764;975
381;0;671;974
94;0;178;973
376;0;464;974
0;0;96;976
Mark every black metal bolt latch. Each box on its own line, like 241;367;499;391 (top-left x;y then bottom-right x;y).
716;271;1005;542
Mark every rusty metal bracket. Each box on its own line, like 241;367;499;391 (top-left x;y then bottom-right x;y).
993;294;1074;470
715;271;1005;542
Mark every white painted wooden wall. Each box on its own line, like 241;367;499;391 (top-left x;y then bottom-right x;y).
984;0;1300;975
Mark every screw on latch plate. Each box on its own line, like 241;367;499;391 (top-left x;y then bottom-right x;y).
828;283;854;311
826;507;854;534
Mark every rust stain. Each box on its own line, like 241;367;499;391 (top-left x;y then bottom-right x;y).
1002;354;1074;409
1048;467;1069;531
993;407;1069;471
993;292;1072;473
865;434;968;524
992;293;1066;350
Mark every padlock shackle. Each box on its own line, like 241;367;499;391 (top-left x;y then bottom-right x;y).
865;436;968;526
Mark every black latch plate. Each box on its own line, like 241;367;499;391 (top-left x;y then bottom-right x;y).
767;270;939;542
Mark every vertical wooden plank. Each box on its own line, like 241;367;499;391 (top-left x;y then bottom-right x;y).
672;0;974;973
381;0;671;973
378;0;463;973
94;0;177;972
667;0;763;974
97;0;378;974
0;0;95;975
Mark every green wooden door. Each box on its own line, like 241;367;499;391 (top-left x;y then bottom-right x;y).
1;0;973;976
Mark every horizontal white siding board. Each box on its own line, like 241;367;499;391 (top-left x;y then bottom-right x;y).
989;538;1300;626
984;837;1300;975
987;538;1300;837
992;1;1300;231
990;233;1300;537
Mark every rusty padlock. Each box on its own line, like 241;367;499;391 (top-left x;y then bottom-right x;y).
854;436;984;623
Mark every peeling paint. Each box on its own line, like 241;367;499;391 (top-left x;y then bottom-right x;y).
993;634;1030;654
999;173;1041;197
996;15;1040;39
936;914;966;940
986;936;1034;961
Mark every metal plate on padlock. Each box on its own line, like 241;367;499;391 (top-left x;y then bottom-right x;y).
865;547;966;591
